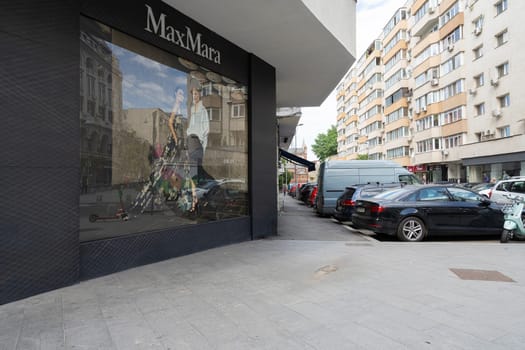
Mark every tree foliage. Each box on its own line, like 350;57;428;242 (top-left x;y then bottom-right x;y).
278;170;293;188
311;125;338;161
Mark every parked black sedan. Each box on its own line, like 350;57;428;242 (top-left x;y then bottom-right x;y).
333;183;405;222
351;185;504;242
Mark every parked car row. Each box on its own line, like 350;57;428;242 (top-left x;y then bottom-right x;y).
287;161;523;242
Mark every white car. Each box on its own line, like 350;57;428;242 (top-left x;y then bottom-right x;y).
471;183;494;197
486;176;525;203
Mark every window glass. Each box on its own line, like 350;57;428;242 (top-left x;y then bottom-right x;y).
447;187;480;202
418;188;450;201
80;18;249;242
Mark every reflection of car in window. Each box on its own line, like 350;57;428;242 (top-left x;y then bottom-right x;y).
197;180;248;220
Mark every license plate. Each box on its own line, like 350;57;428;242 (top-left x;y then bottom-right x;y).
356;207;365;213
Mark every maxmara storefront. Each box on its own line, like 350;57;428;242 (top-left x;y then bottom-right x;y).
1;1;355;304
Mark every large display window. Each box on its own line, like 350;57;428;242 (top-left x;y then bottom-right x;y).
80;18;249;242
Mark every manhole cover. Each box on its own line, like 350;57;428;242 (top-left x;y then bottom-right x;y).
450;268;515;282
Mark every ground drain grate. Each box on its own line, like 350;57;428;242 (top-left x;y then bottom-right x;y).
450;268;515;282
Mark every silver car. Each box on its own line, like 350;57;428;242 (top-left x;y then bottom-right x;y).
486;176;525;203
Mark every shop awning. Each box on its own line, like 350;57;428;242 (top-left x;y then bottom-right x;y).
279;148;316;172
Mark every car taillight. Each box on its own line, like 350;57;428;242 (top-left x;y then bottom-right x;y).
342;199;355;207
370;205;384;214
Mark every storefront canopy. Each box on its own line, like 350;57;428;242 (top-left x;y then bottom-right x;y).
279;148;316;172
164;0;356;107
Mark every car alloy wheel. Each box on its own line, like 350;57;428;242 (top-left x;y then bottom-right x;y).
397;217;426;242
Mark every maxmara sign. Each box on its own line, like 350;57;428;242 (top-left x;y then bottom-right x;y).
144;4;221;64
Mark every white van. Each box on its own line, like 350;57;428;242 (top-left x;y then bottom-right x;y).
315;160;420;216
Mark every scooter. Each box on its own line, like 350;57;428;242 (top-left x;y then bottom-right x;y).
89;188;129;222
500;193;525;243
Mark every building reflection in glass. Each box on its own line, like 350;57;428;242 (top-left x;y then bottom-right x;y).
80;18;248;242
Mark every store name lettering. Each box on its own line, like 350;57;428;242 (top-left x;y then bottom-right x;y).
144;4;221;64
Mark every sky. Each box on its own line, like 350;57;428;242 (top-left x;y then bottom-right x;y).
298;0;408;159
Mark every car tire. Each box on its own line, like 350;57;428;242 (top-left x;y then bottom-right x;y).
397;217;426;242
500;229;511;243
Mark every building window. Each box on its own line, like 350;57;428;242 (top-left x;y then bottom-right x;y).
443;133;463;149
439;1;459;28
499;125;511;137
441;26;462;50
474;73;484;87
475;103;485;116
232;104;245;118
473;45;483;60
498;93;510;108
496;62;509;78
495;0;508;15
441;53;463;76
440;106;463;125
87;75;95;98
473;15;484;32
207;107;222;121
496;29;508;47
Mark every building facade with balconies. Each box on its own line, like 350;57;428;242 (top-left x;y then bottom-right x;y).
336;0;524;184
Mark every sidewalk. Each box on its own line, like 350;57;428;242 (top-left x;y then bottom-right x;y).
1;197;525;349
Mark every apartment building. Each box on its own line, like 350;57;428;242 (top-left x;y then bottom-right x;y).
460;0;525;182
336;0;525;183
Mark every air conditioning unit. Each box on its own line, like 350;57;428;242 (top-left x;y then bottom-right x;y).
447;44;454;52
428;6;435;14
422;106;427;112
492;109;502;117
490;78;499;86
468;88;477;95
406;97;412;102
474;27;482;36
431;78;439;86
442;150;449;156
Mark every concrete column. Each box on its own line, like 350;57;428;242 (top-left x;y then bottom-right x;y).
491;163;503;181
468;166;482;183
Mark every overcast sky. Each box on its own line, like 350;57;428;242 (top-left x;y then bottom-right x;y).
299;0;408;159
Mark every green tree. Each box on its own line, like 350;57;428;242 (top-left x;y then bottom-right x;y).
356;154;369;160
311;125;338;161
278;170;293;188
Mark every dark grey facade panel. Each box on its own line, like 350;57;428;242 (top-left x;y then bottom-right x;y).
1;0;80;305
80;0;249;84
80;218;251;279
249;55;277;239
462;151;525;166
